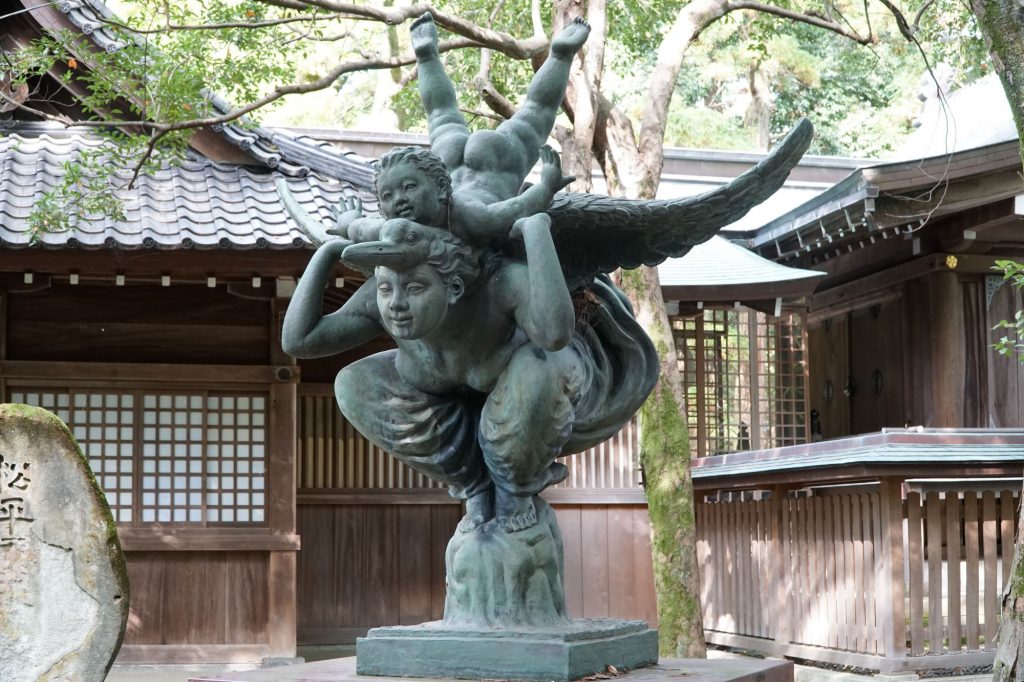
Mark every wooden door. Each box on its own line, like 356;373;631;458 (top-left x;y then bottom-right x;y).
807;314;850;439
849;299;906;434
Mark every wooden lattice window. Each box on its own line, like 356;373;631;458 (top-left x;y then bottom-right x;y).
673;307;809;457
10;387;267;526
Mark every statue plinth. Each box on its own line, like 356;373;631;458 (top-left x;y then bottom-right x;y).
356;498;658;681
356;619;658;682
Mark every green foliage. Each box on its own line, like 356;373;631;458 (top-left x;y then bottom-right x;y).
8;0;324;234
663;107;755;150
993;260;1024;362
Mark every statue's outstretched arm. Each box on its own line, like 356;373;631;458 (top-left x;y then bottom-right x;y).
453;146;573;245
411;13;469;168
282;241;382;359
505;213;574;351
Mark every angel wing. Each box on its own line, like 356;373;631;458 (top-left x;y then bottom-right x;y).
275;178;335;246
542;118;813;287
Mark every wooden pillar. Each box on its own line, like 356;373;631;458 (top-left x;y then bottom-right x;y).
268;551;298;657
695;315;706;458
929;270;965;426
877;477;906;661
267;297;299;657
746;311;762;449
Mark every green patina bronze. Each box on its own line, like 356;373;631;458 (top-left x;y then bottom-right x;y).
280;12;812;680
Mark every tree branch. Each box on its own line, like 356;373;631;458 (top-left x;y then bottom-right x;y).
912;0;937;33
459;107;503;122
726;0;875;44
98;12;348;34
127;129;166;189
256;0;549;59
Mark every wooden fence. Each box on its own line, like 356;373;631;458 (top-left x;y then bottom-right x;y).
696;481;1019;672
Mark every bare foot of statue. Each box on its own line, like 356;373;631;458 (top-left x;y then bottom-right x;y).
550;17;591;59
496;490;538;533
458;489;495;533
411;12;439;59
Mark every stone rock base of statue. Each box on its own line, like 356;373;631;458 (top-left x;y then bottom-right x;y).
0;404;129;682
357;618;657;681
444;497;569;628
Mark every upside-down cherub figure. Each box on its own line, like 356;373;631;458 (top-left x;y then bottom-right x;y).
336;12;589;247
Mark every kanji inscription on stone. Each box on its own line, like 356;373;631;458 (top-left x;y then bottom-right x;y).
0;454;34;545
0;405;128;682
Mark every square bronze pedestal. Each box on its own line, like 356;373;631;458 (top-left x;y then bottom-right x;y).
356;618;658;682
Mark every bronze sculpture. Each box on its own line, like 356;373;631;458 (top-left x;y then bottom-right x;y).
280;12;812;679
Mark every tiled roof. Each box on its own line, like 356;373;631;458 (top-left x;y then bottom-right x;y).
0;124;378;249
658;235;823;290
54;0;376;185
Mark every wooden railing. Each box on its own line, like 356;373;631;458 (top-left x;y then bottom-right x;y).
692;428;1024;674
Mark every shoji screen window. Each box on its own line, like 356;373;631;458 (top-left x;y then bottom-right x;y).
10;388;267;527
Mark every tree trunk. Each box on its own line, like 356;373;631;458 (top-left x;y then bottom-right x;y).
745;61;772;151
573;75;706;659
620;265;707;658
969;2;1024;678
559;0;725;657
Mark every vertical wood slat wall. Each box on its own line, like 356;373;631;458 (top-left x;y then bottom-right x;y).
297;386;641;490
697;484;1020;670
296;501;659;644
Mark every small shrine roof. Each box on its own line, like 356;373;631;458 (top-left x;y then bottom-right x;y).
658;235;825;302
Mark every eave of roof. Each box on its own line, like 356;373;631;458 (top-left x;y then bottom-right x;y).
728;137;1024;262
692;428;1024;487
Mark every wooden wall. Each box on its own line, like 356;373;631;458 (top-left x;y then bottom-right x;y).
125;551;270;646
5;282;271;364
296;502;458;644
555;503;658;624
2;280;300;664
697;482;1019;672
295;499;658;643
807;269;1023;436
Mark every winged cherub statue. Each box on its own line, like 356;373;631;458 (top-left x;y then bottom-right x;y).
280;12;812;638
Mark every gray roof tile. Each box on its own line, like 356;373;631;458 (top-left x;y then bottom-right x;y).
0;125;378;250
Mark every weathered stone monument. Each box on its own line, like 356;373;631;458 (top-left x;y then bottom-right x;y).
279;11;811;681
0;404;129;682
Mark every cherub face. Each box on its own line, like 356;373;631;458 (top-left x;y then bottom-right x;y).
376;264;458;340
377;164;445;224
